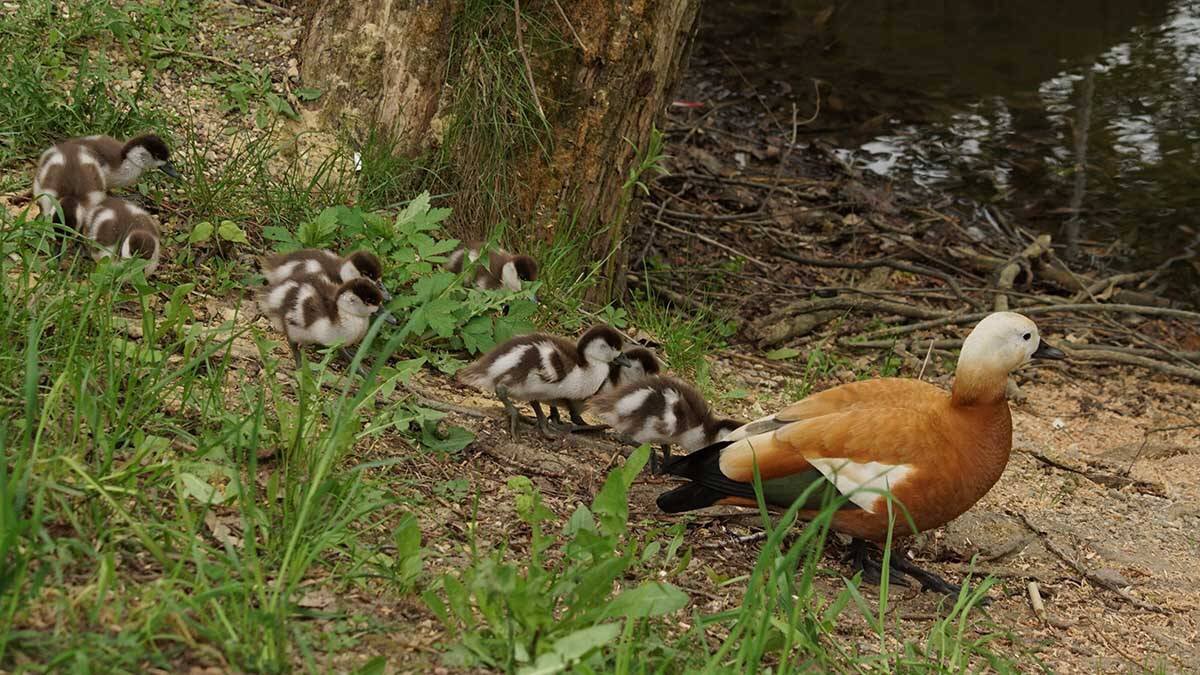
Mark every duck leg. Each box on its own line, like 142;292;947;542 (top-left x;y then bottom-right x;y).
651;444;673;475
844;539;967;597
495;385;523;437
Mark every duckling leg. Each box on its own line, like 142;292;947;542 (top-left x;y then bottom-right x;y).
651;445;673;475
290;342;303;370
530;401;561;439
495;385;523;437
548;403;563;425
563;400;607;433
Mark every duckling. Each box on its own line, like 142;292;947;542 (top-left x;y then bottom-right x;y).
83;197;162;276
446;240;539;292
65;134;180;188
549;346;662;427
655;312;1066;595
458;325;632;437
261;249;389;298
32;142;108;237
589;375;743;473
257;274;386;367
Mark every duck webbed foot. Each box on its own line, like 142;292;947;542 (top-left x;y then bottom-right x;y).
844;539;970;598
563;400;607;433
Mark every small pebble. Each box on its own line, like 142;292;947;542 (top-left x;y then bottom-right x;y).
1052;418;1066;430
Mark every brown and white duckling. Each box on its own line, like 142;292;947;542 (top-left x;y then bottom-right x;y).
588;375;743;473
257;274;386;366
32;142;107;236
446;240;539;292
261;249;386;291
65;134;179;188
458;325;633;437
549;346;662;427
83;197;162;276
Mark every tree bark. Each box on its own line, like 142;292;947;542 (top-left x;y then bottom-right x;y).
297;0;700;301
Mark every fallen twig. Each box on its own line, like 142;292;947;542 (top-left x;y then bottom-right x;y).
1026;450;1167;497
1012;512;1166;613
775;251;982;310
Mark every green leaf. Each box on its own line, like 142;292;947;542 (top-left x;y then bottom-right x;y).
766;347;802;361
295;87;324;101
350;657;387;675
216;220;248;244
265;92;299;120
602;582;688;619
423;297;461;337
517;624;621;675
188;221;214;244
460;316;495;354
178;472;223;504
592;444;649;536
421;424;474;454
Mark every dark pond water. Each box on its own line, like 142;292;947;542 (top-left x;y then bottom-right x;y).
700;0;1200;300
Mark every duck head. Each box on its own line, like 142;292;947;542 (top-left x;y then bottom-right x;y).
953;312;1065;405
337;278;385;318
578;325;631;367
123;134;180;179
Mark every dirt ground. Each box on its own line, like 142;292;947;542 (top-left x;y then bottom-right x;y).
8;1;1199;671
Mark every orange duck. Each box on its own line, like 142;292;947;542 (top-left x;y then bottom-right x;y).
656;312;1065;594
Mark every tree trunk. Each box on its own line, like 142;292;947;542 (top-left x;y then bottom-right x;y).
297;0;700;301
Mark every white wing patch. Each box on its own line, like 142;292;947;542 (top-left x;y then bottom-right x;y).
807;458;915;513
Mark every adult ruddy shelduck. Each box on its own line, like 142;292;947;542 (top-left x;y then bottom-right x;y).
656;312;1065;594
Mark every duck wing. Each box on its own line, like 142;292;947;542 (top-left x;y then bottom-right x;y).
659;404;936;514
725;378;944;441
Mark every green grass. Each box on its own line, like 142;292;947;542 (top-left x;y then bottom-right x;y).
0;0;1028;672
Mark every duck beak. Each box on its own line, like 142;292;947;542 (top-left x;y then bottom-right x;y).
160;162;182;179
1032;340;1066;360
613;353;634;368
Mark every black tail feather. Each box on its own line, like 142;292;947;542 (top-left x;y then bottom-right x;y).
660;439;732;480
656;483;727;513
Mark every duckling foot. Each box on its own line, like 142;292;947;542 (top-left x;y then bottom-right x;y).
844;539;970;598
290;343;303;370
649;445;673;475
496;385;523;437
530;402;564;439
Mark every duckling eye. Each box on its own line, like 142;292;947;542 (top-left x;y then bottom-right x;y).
1022;333;1032;341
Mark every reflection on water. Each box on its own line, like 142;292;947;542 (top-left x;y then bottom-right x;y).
700;0;1199;299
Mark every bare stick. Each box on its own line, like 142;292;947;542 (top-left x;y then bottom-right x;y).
551;0;585;53
1013;512;1166;613
514;0;547;122
774;251;982;310
855;303;1200;342
918;339;935;380
654;219;772;271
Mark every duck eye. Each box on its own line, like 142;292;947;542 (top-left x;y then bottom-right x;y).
1022;333;1032;341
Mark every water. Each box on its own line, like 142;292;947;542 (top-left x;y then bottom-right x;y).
699;0;1199;300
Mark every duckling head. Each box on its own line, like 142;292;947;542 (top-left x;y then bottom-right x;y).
346;250;390;299
954;312;1065;404
500;255;539;292
337;278;385;318
622;347;661;380
122;230;158;261
578;325;632;367
123;135;180;179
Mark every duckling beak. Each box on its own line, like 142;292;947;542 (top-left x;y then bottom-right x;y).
379;287;392;301
1032;341;1066;360
381;311;398;325
613;353;634;368
160;162;182;179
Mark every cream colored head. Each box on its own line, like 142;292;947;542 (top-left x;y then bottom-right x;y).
958;312;1063;374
